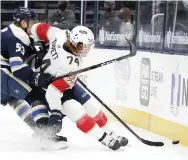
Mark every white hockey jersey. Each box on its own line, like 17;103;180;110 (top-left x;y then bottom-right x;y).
31;23;83;92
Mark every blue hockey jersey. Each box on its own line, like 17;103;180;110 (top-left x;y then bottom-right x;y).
1;24;33;82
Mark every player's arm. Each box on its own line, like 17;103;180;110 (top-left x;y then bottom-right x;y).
8;37;54;88
31;23;61;42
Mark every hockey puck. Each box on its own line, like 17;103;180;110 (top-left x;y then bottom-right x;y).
172;140;179;144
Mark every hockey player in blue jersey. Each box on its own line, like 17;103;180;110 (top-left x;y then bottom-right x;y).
0;7;67;150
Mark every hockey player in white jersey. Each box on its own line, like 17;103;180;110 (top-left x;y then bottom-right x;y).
31;23;128;150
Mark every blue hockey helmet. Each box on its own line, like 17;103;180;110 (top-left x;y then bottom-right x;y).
13;7;37;23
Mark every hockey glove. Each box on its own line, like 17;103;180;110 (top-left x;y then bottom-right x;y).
31;72;54;88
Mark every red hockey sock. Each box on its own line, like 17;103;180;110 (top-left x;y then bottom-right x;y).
93;112;107;128
76;114;96;133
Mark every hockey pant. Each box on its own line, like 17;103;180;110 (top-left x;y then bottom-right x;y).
0;68;50;131
46;83;110;136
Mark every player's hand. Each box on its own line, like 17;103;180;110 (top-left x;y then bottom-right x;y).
31;72;54;88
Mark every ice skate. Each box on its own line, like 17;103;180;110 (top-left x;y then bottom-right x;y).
40;131;67;150
99;133;121;150
109;132;129;146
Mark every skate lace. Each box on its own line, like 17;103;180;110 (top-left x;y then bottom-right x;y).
110;132;123;142
102;135;116;147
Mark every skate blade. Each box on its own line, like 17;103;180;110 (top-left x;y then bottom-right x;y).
40;139;68;150
115;144;131;152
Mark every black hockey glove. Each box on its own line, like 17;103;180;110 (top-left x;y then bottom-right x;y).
35;44;48;69
30;72;54;88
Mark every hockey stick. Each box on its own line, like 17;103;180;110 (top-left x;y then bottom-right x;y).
54;39;136;81
77;79;164;147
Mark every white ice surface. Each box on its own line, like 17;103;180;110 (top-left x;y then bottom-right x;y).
0;106;187;160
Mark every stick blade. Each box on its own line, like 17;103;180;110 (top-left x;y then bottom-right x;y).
141;138;164;146
125;39;137;57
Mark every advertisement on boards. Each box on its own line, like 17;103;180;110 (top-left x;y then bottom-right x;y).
170;63;188;116
139;58;163;107
114;58;131;102
139;58;151;106
78;74;88;86
98;27;132;46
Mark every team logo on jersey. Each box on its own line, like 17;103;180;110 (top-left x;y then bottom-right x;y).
64;75;77;87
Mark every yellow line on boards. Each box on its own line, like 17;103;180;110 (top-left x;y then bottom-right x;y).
102;106;188;146
150;115;188;146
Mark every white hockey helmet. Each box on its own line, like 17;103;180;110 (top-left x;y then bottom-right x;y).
69;25;95;57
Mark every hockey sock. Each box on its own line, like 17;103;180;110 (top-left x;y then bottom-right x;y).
93;111;113;134
9;99;38;131
61;99;106;140
31;100;49;130
76;114;105;140
82;99;113;134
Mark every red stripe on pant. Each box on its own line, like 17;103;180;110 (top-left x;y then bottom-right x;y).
77;114;96;133
51;79;70;93
93;112;107;127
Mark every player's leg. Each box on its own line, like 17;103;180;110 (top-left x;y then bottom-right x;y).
9;98;65;144
72;83;128;146
1;69;67;149
1;69;49;132
0;71;38;135
59;88;121;150
8;98;38;132
24;87;67;150
46;85;120;150
0;92;14;106
1;93;48;138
